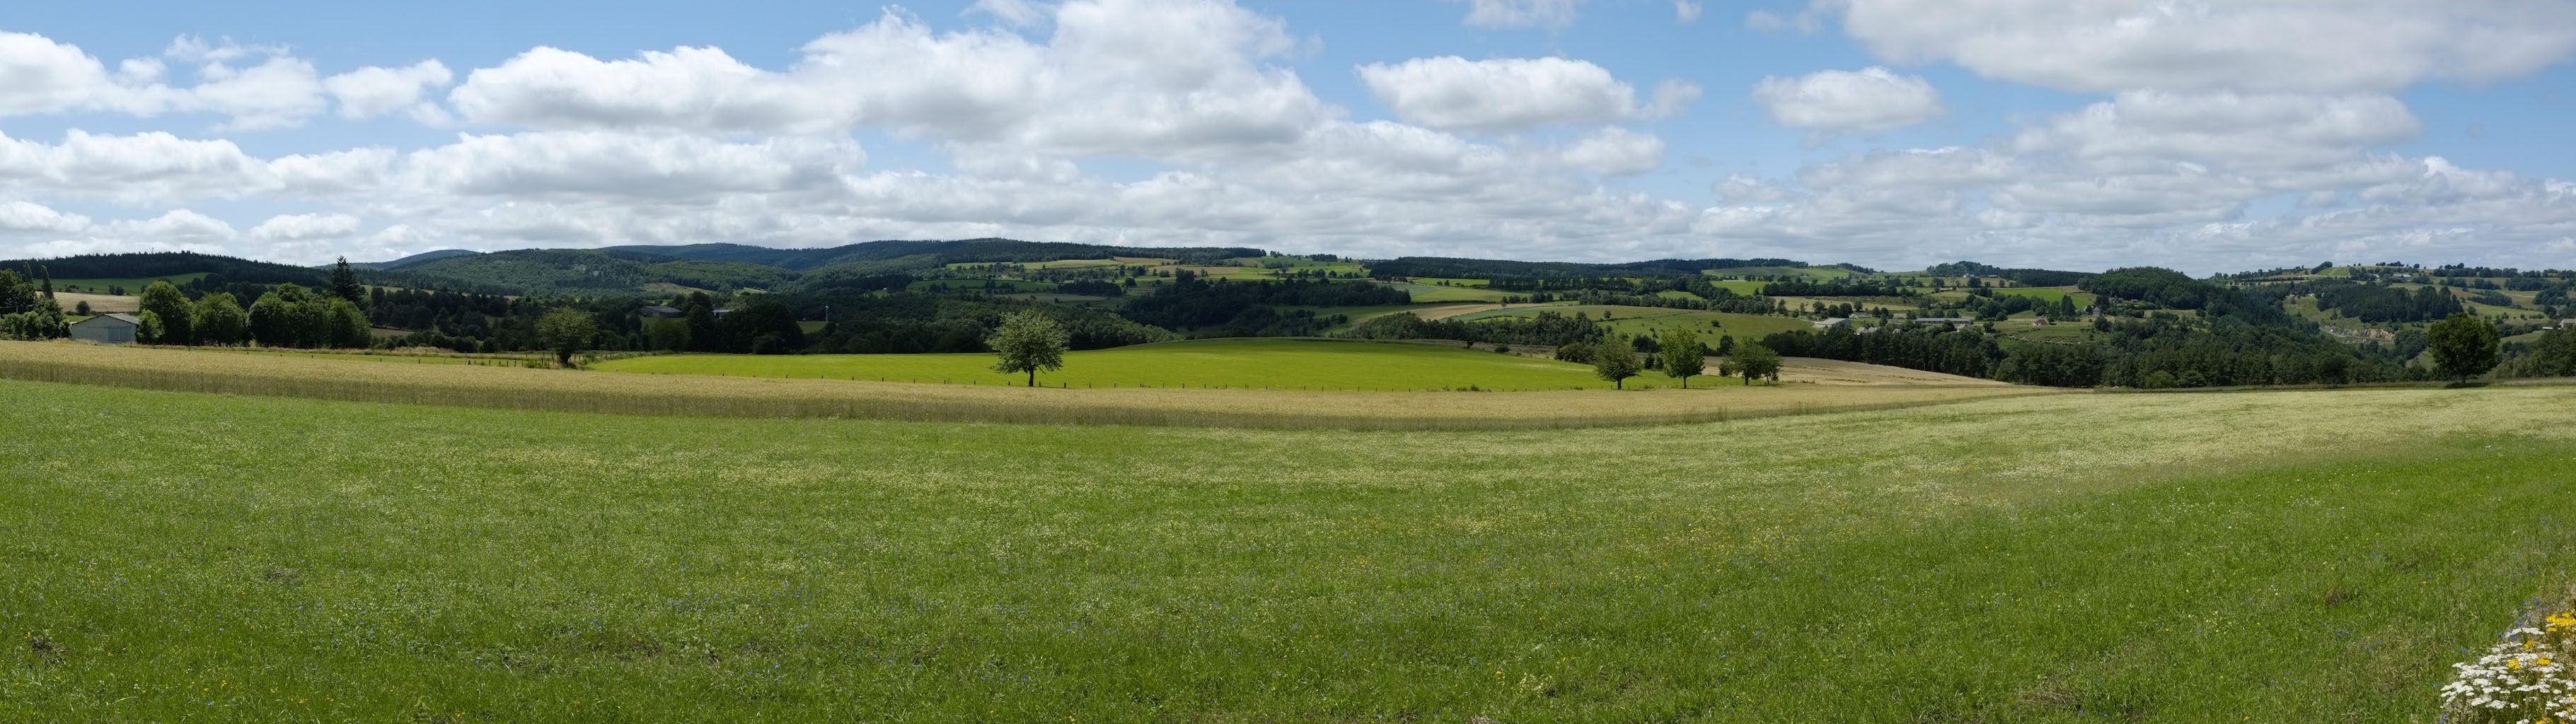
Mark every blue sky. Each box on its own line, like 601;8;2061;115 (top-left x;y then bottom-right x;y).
4;0;2575;274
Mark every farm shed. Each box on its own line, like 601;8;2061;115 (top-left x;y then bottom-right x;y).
69;313;141;344
2561;318;2576;329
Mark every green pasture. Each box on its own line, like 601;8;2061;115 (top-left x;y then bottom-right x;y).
1987;286;2095;305
1382;282;1514;303
907;279;1059;293
49;272;209;293
598;337;1690;390
1407;277;1490;287
1450;305;1814;346
6;382;2575;722
1702;266;1854;281
1705;280;1769;295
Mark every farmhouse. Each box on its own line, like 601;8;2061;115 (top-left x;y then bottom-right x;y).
2560;318;2576;329
637;305;683;318
69;313;141;344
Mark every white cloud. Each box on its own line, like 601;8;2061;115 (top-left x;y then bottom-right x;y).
449;0;1329;162
968;0;1051;26
1825;0;2576;93
0;32;342;129
1455;0;1585;29
1750;66;1943;131
0;199;90;233
1358;56;1692;130
250;212;361;241
324;60;454;121
115;209;238;244
400;131;865;201
1561;127;1663;175
1673;1;1702;23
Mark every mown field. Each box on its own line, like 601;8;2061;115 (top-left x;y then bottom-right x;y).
601;338;1694;390
1;341;2035;430
4;381;2572;722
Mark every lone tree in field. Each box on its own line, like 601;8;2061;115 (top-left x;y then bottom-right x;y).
1593;337;1641;389
988;309;1070;387
1657;329;1705;388
2425;313;2500;383
536;307;598;368
1732;341;1783;385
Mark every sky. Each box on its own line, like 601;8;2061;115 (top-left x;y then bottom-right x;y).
4;0;2576;274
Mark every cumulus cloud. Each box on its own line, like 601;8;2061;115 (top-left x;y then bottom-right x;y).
0;32;350;129
449;0;1328;162
324;60;453;121
1358;56;1694;130
1454;0;1585;29
400;131;865;200
249;212;361;241
1561;127;1663;175
1673;1;1702;23
1751;66;1942;131
1825;0;2576;93
0;199;90;233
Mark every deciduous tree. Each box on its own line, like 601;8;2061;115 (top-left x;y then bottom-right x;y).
1658;329;1705;388
536;307;598;367
137;281;193;346
2426;313;2500;382
192;292;248;346
988;309;1069;387
1593;338;1641;389
1733;342;1783;385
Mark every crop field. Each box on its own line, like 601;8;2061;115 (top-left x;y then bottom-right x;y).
602;338;1709;390
1382;282;1515;303
5;380;2574;722
49;291;139;313
0;341;2037;430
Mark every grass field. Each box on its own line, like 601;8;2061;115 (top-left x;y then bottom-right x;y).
908;279;1059;293
1407;277;1491;287
0;341;2038;429
1703;266;1854;281
1988;286;2095;305
1450;305;1815;346
1704;280;1769;295
4;381;2573;721
602;338;1706;390
49;291;139;313
1381;282;1515;303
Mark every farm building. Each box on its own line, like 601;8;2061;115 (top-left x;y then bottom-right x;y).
637;305;683;318
69;313;141;344
1813;317;1849;329
2561;318;2576;330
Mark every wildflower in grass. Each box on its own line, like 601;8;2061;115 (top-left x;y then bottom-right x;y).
2442;596;2576;724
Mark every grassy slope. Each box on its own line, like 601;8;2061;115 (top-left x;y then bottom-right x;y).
602;338;1688;390
1450;305;1814;346
5;383;2575;722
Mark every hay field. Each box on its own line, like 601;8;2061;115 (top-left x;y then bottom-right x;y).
603;338;1714;391
0;341;2047;430
5;381;2573;721
49;291;139;313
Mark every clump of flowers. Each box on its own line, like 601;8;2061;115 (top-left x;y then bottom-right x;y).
2442;596;2576;723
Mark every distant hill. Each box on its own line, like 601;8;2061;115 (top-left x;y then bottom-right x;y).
0;252;329;287
1368;257;1810;279
611;239;1269;272
393;249;797;294
349;249;480;271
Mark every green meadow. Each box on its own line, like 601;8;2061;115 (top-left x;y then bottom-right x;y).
599;337;1693;390
1450;305;1815;346
5;381;2573;722
1382;282;1515;303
